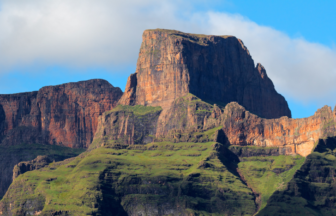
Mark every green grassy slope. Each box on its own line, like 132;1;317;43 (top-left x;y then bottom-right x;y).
0;101;316;215
258;137;336;216
238;153;305;212
0;141;257;215
0;143;84;200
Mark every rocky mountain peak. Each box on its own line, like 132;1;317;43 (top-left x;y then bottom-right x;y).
119;28;291;119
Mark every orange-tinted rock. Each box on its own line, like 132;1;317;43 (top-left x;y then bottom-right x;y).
119;29;291;119
90;105;163;149
114;92;336;157
219;103;336;157
0;79;123;148
153;95;335;157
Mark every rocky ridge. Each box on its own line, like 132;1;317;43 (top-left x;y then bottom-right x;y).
0;79;123;148
100;94;336;157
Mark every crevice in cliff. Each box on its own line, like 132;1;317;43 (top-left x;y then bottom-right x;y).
218;143;261;214
0;104;5;141
97;168;128;215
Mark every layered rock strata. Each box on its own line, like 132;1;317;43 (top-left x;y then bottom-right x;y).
119;29;291;119
0;79;123;148
109;94;336;157
90;105;162;149
220;103;336;157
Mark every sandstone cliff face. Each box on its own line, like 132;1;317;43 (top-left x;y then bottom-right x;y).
219;103;336;157
0;79;123;148
0;92;39;142
119;29;291;119
170;97;335;157
0;79;122;199
113;93;335;157
90;105;162;149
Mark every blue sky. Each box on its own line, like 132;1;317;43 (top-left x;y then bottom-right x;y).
0;0;335;119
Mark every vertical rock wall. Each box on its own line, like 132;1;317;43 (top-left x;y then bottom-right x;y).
0;79;123;148
119;29;291;119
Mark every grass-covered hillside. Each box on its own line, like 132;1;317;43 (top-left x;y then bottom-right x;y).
0;143;85;200
258;137;336;215
1;141;257;215
0;103;314;215
0;141;308;215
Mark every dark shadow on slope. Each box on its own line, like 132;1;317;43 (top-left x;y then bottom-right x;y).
0;104;5;142
218;144;241;178
215;129;241;178
97;169;128;216
314;137;336;153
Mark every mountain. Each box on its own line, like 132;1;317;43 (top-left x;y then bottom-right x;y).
0;79;122;148
0;79;122;198
0;29;335;215
119;29;291;119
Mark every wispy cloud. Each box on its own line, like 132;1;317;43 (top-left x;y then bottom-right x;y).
0;0;335;106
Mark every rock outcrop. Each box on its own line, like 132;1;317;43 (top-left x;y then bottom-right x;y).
111;94;336;157
0;79;123;148
219;103;336;157
12;155;52;180
164;95;335;157
90;105;162;149
0;143;84;200
119;29;291;119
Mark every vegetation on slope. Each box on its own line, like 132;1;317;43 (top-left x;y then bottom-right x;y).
0;141;258;215
226;145;305;213
238;153;305;212
105;105;162;116
0;143;84;200
90;105;163;150
258;137;336;216
0;100;316;215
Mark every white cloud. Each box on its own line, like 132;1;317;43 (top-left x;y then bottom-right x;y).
0;0;335;106
205;12;336;105
0;0;201;68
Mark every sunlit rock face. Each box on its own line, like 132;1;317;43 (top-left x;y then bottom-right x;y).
117;29;336;157
219;103;336;157
0;79;123;148
119;29;291;119
154;98;336;157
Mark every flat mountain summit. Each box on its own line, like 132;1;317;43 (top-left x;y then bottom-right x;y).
0;29;335;215
119;29;291;119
